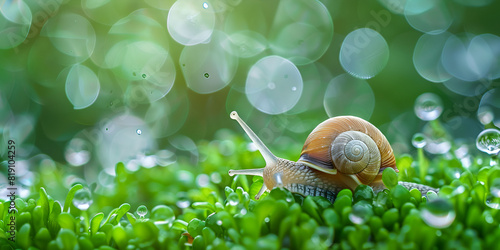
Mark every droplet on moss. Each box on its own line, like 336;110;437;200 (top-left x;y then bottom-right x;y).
137;205;148;218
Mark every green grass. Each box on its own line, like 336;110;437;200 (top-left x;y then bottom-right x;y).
1;131;499;249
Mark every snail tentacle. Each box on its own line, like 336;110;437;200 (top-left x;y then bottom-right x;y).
230;111;277;167
229;168;264;177
255;183;267;200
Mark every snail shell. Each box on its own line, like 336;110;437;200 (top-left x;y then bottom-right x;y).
298;116;397;185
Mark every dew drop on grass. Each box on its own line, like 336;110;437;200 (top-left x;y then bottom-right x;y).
217;220;223;226
136;129;142;135
73;188;93;211
412;133;427;148
414;93;443;121
204;72;210;78
151;205;175;225
421;198;455;228
476;129;500;155
137;205;148;218
227;192;239;206
203;2;208;9
349;202;373;224
264;217;270;223
142;74;147;78
486;197;500;209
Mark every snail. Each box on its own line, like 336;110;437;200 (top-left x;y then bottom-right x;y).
228;111;438;202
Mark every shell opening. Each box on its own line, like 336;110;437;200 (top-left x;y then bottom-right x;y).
229;111;277;166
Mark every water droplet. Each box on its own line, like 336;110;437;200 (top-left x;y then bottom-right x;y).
137;205;148;218
268;82;276;90
136;129;142;135
486;196;500;209
203;2;209;9
421;198;456;228
286;197;293;203
105;128;109;131
412;133;427;148
216;220;223;226
73;188;93;211
478;107;494;125
151;205;175;225
291;86;297;91
476;129;500;155
204;72;210;78
414;93;443;121
264;217;270;223
349;202;373;224
142;74;147;78
227;193;239;206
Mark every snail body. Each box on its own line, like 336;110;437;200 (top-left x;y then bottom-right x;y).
228;111;437;202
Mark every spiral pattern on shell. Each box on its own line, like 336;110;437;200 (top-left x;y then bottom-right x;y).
331;131;381;183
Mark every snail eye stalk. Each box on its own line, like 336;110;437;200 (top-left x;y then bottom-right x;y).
230;111;277;167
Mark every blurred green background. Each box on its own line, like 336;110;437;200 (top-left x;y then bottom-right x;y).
1;0;500;199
